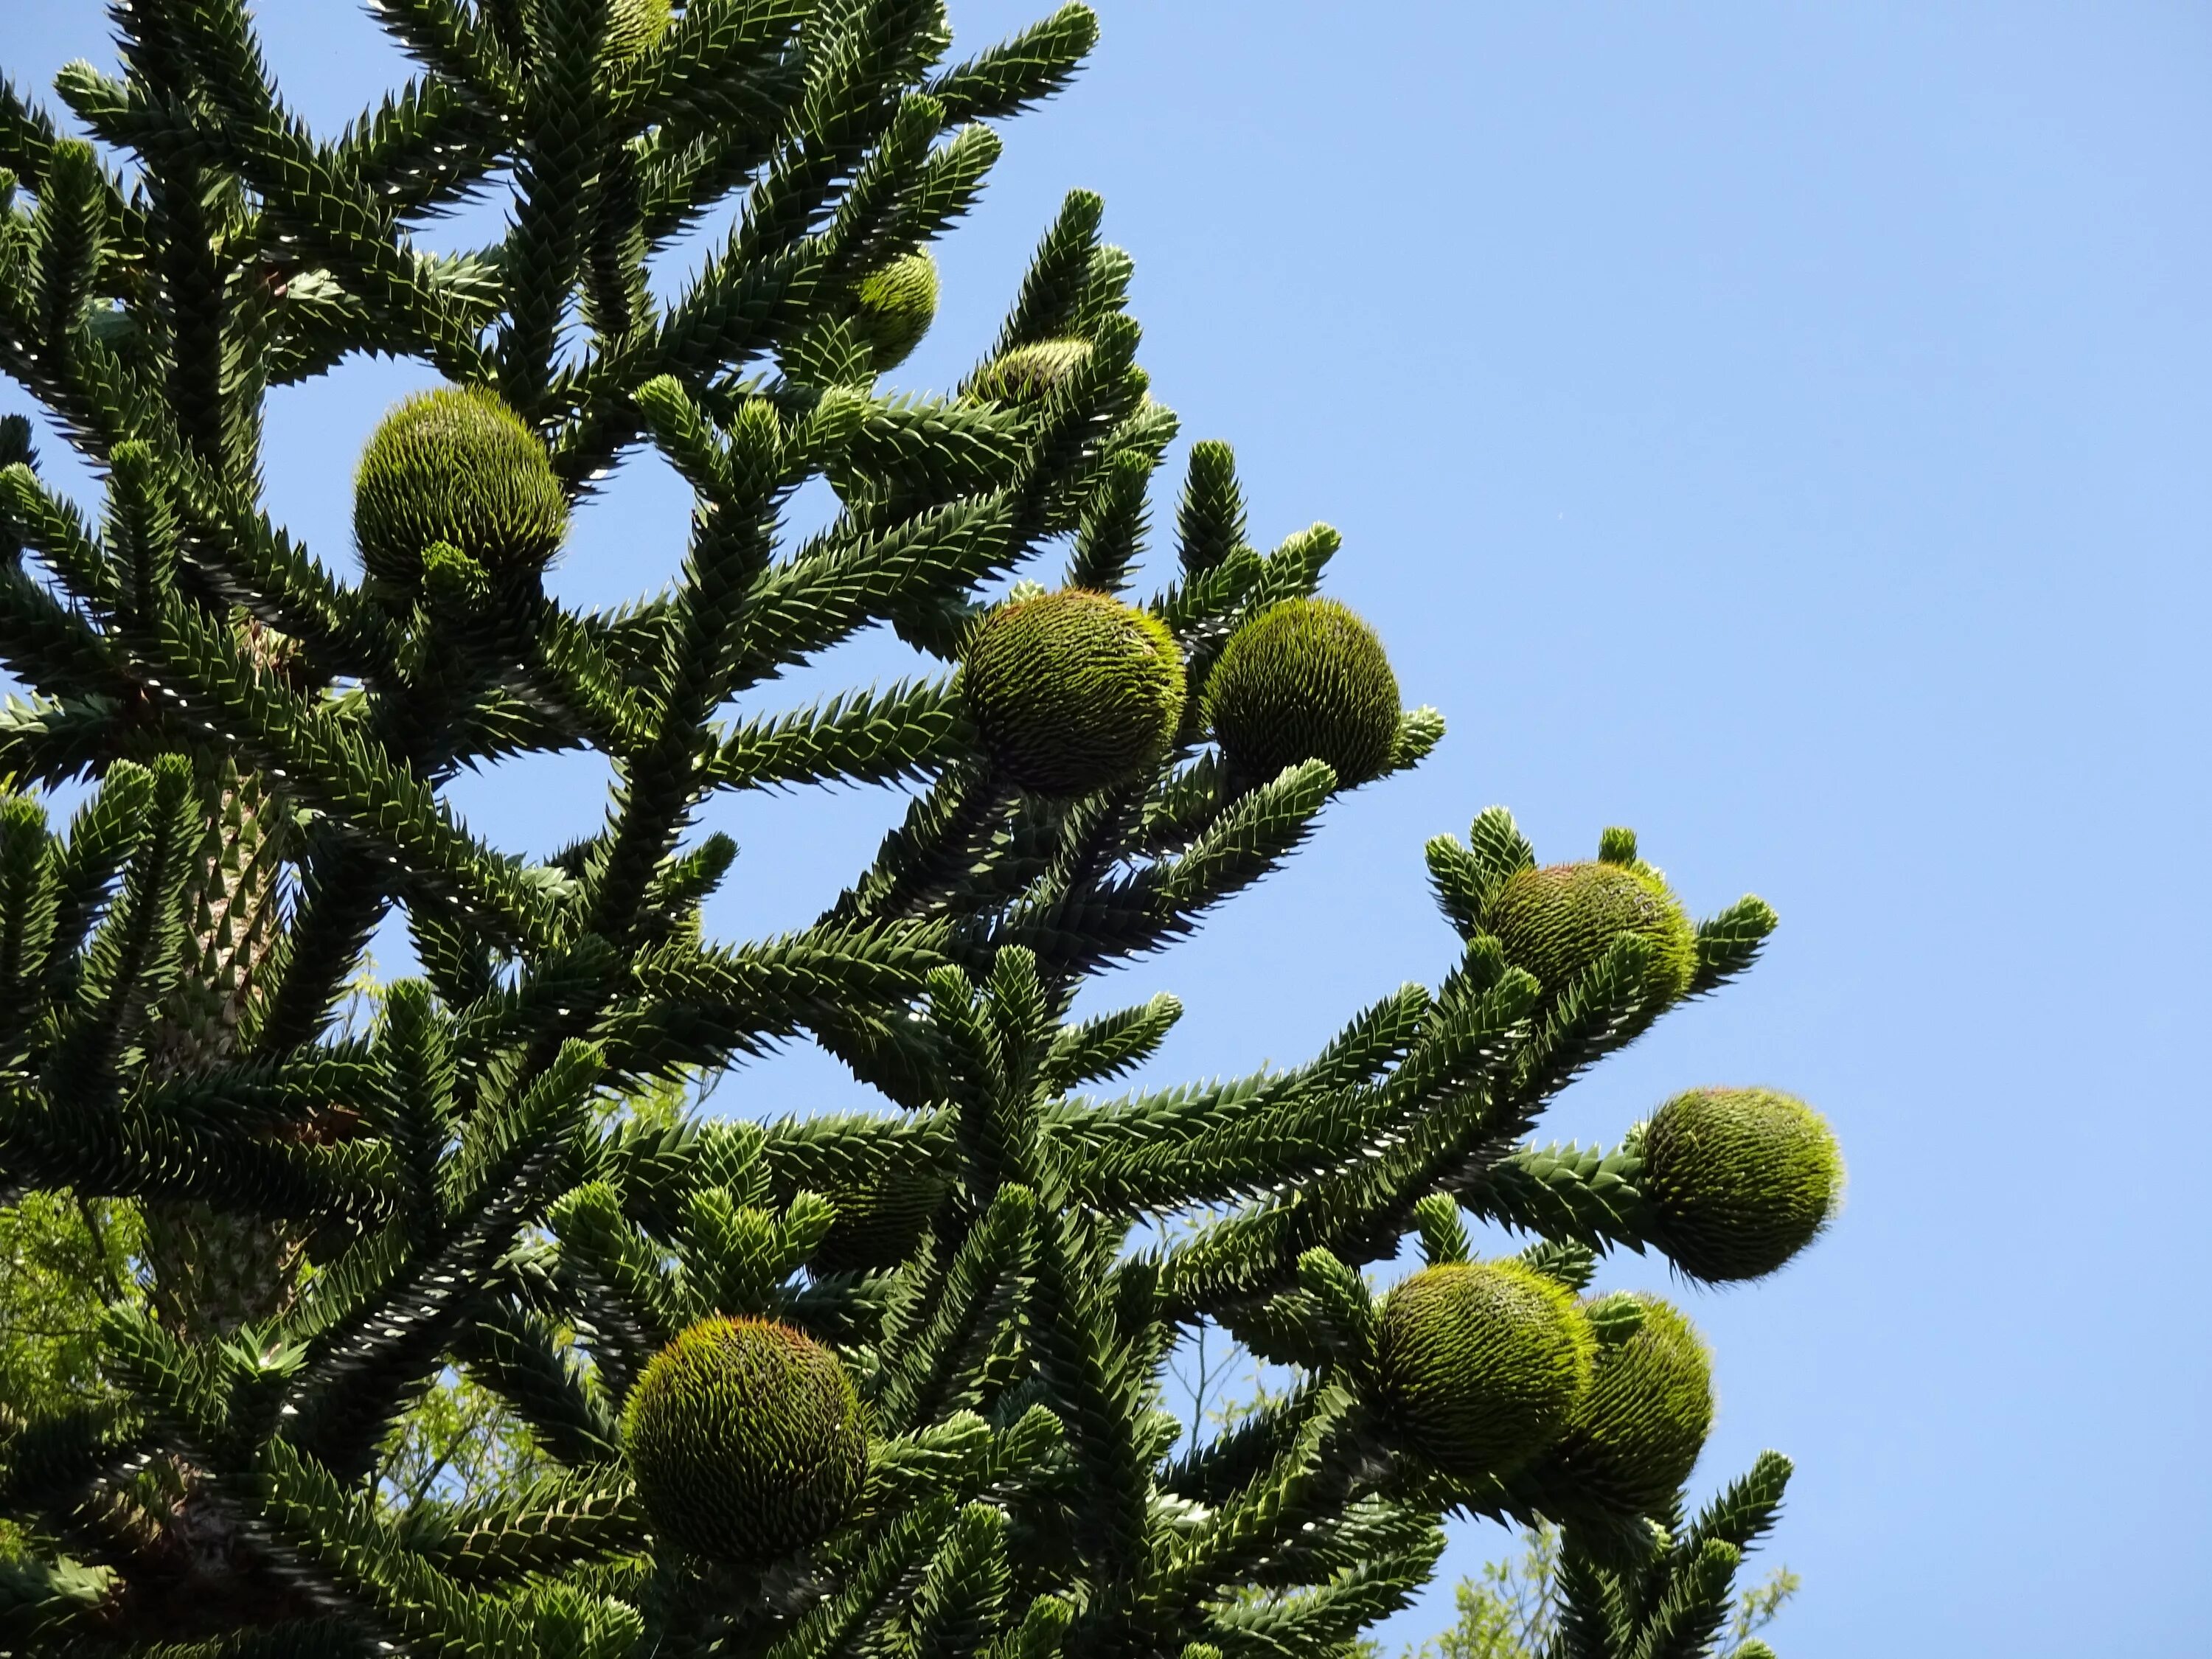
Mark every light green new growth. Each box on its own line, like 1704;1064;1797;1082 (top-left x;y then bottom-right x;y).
855;251;942;373
623;1317;869;1562
1641;1087;1845;1282
607;0;672;66
1206;597;1402;790
964;587;1186;795
1376;1262;1596;1479
968;338;1095;403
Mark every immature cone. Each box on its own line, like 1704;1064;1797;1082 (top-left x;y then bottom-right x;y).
967;338;1091;404
964;588;1186;797
1206;597;1400;789
853;251;940;372
1486;860;1697;1018
354;386;567;591
812;1166;948;1275
1535;1293;1714;1520
1640;1088;1843;1283
1375;1262;1596;1479
623;1317;868;1562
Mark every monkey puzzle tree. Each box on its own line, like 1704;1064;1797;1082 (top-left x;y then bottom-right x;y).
0;3;1840;1654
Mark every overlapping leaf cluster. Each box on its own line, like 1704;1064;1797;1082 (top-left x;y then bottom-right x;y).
0;4;1811;1655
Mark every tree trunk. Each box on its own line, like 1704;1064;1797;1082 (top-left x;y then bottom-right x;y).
122;630;318;1635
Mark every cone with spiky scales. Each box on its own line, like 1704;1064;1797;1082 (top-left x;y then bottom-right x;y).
854;251;942;373
963;588;1186;796
354;386;568;594
624;1318;869;1563
1206;597;1402;790
1527;1293;1714;1524
1374;1262;1597;1479
1639;1088;1843;1283
967;338;1093;405
813;1166;950;1275
1486;858;1697;1021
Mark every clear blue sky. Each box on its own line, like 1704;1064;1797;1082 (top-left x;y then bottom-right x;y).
5;3;2208;1652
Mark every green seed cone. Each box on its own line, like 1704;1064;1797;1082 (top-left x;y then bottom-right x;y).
964;588;1186;797
354;386;567;591
1375;1262;1597;1480
623;1317;868;1562
1205;597;1401;789
1534;1293;1714;1521
1641;1088;1843;1283
1486;860;1697;1018
967;338;1091;405
853;251;940;373
812;1166;948;1275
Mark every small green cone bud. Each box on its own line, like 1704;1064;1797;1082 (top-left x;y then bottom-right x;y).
853;251;940;373
624;1317;868;1562
1486;860;1697;1019
967;338;1091;405
964;588;1186;797
1205;597;1401;789
1534;1293;1713;1520
1375;1262;1597;1480
354;386;567;592
1641;1088;1843;1283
